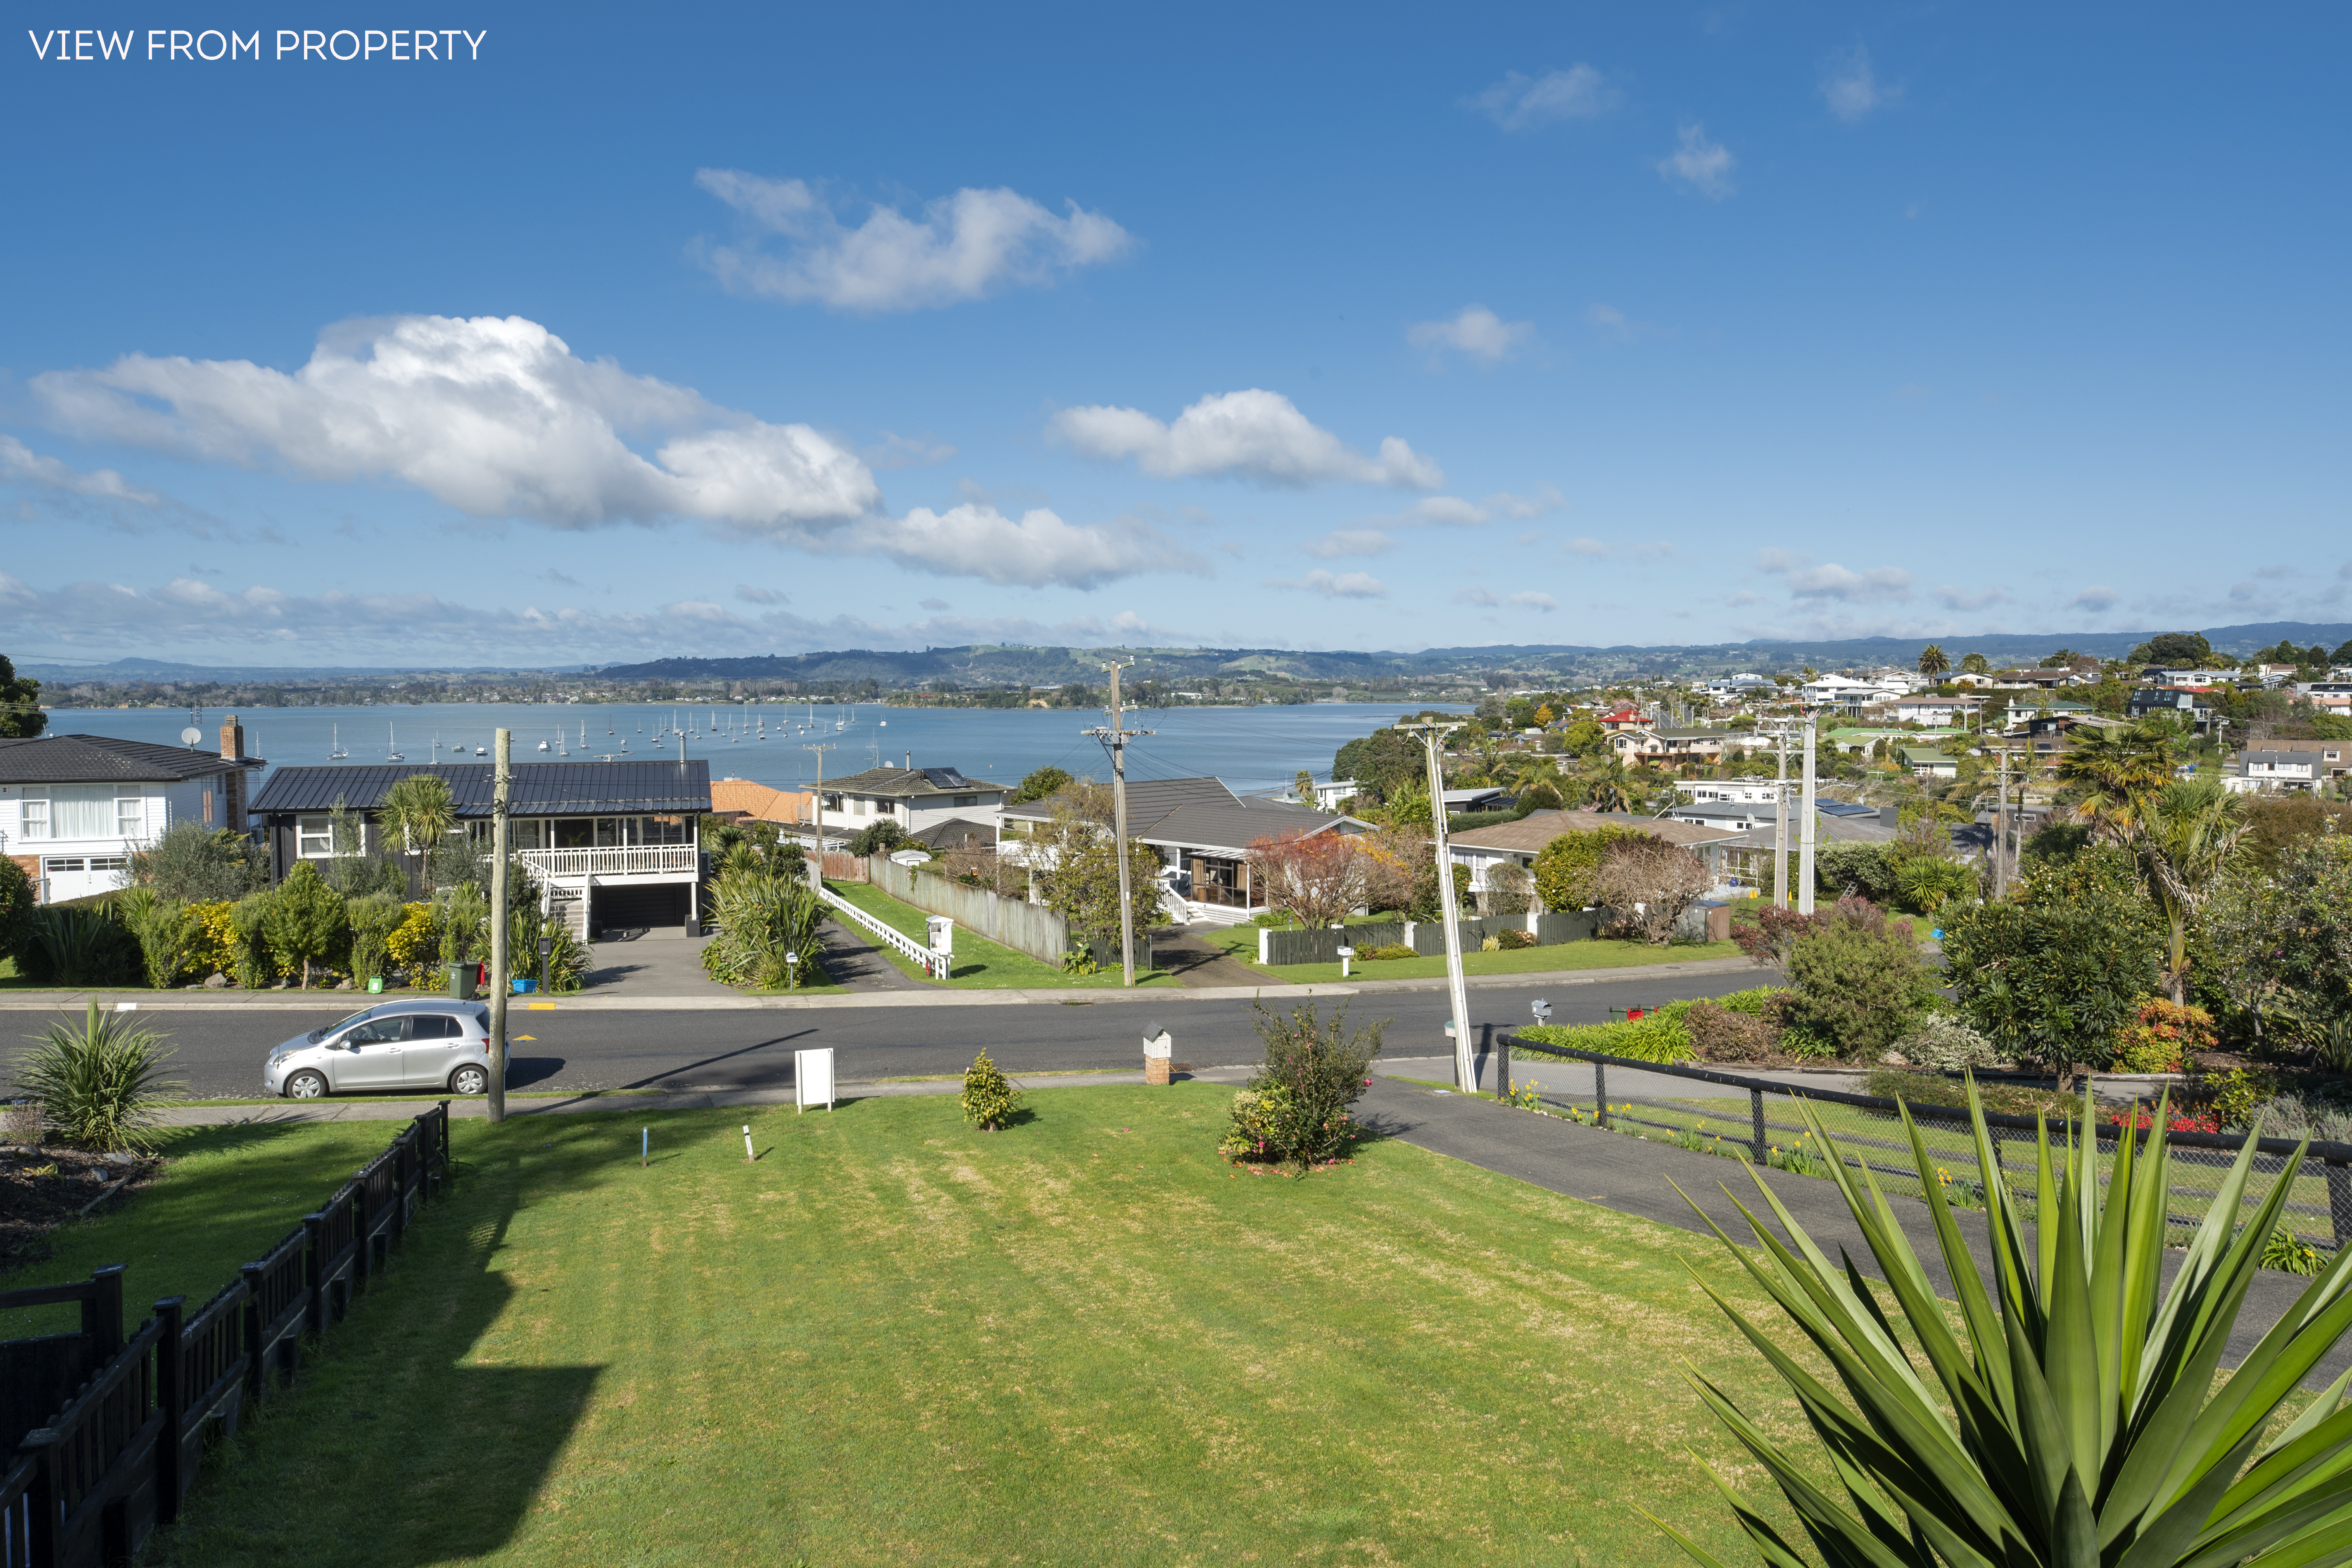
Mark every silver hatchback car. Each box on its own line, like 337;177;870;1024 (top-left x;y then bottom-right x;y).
265;1000;495;1099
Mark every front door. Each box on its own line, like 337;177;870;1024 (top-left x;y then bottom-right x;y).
400;1014;468;1089
335;1015;411;1088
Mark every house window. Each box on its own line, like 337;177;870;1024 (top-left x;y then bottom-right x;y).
116;790;143;838
512;819;546;851
42;857;83;873
86;856;126;872
21;789;48;839
20;785;125;840
297;814;336;858
953;794;977;808
641;815;691;846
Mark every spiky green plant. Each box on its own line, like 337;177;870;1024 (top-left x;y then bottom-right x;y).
13;1002;181;1152
1659;1083;2352;1568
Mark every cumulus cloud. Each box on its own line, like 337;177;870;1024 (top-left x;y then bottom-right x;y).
1758;552;1912;601
33;314;879;531
1821;45;1897;124
692;171;1133;312
1464;66;1620;131
1658;125;1736;200
1935;584;2009;612
1406;305;1534;365
1267;569;1387;599
1302;529;1394;558
858;505;1208;589
0;435;157;503
1049;389;1441;489
735;585;787;604
2071;586;2119;612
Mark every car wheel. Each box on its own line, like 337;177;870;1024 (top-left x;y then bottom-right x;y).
449;1065;489;1095
285;1071;328;1100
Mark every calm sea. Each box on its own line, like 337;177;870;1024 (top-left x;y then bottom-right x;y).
36;701;1467;796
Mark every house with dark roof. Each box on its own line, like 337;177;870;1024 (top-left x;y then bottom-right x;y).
999;776;1368;915
817;764;1009;842
249;758;712;936
0;719;264;903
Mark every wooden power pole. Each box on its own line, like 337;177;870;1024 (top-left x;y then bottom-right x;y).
803;742;836;887
1084;660;1152;986
1396;720;1473;1092
489;727;511;1124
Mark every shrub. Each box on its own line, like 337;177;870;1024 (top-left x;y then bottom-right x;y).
385;902;439;981
1494;927;1536;950
127;822;268;903
118;890;203;989
701;869;827;989
1532;824;1654;913
1060;946;1100;976
1782;897;1938;1062
261;862;350;988
0;855;35;967
1591;838;1713;945
228;892;276;988
1359;943;1418;961
1894;855;1974;914
11;1001;180;1152
187;900;242;978
17;905;139;987
1480;861;1534;917
846;820;908;858
346;893;405;986
1889;1013;2007;1072
437;883;489;967
1683;1000;1777;1062
1218;1001;1383;1169
960;1050;1022;1131
1814;842;1897;903
1519;1016;1694;1064
2201;1065;2280;1131
2111;997;2217;1074
1732;903;1831;970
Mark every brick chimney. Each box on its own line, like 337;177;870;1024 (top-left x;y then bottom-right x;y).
220;715;248;829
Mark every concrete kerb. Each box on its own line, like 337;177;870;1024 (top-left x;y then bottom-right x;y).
0;955;1760;1013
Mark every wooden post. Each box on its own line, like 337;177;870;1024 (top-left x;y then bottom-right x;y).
88;1263;127;1359
238;1264;268;1402
154;1295;187;1526
303;1213;328;1336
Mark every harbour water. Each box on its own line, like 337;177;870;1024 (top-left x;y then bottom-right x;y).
34;701;1469;796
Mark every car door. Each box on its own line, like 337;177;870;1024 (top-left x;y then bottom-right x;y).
335;1015;411;1088
400;1013;468;1089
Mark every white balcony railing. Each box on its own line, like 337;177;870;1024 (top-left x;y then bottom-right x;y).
517;844;699;881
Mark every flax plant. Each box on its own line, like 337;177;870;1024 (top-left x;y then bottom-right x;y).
1660;1082;2352;1568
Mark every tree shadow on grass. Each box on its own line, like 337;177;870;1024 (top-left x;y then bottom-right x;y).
142;1126;617;1568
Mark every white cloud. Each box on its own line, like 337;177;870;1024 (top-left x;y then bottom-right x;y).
1564;536;1674;561
1935;584;2009;612
1049;389;1441;489
1507;591;1558;612
735;585;787;605
1406;305;1534;365
2070;586;2119;612
1658;125;1736;200
1451;585;1500;607
918;597;950;611
0;435;158;503
1821;45;1898;124
1465;66;1620;131
1587;304;1632;341
34;314;879;532
1267;569;1387;599
1782;563;1913;601
858;505;1208;589
692;171;1133;312
1302;529;1394;558
1415;496;1489;527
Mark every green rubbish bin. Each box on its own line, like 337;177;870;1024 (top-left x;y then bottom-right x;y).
445;962;477;1000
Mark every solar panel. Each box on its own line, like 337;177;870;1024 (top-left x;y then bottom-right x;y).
919;767;968;788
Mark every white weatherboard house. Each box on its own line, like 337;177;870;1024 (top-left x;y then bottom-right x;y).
0;720;265;903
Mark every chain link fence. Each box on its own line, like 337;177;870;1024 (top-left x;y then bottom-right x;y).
1501;1037;2352;1254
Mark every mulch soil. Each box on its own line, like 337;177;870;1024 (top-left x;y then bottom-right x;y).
0;1145;154;1272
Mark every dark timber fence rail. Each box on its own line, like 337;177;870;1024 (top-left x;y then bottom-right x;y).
0;1102;452;1568
1499;1037;2352;1254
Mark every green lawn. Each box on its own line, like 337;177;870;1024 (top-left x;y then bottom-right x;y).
29;1088;1825;1566
1203;924;1745;984
827;880;1181;989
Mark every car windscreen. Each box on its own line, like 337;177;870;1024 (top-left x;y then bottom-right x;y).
309;1007;377;1044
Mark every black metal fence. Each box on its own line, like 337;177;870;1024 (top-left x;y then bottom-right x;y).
1500;1038;2352;1254
0;1103;453;1568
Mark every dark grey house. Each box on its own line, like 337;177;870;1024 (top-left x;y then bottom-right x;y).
248;759;713;936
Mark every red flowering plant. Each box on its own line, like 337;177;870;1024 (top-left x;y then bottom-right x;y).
1216;1000;1385;1173
2109;997;2219;1075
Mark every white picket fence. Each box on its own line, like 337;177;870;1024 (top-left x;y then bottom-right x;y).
864;855;1070;963
815;881;951;979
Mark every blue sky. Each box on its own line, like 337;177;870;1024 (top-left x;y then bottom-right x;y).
4;3;2347;667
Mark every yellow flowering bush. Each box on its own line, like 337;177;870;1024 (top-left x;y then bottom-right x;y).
385;902;440;981
187;900;244;978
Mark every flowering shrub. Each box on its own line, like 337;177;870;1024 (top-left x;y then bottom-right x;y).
1217;1001;1382;1170
385;902;440;980
2110;1103;2222;1135
187;900;243;978
2110;998;2218;1075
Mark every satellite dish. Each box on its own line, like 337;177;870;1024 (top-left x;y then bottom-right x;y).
180;727;202;746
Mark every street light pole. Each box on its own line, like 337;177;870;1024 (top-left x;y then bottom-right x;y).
1797;710;1818;915
1397;719;1473;1092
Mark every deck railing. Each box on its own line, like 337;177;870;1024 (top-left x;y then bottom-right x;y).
0;1102;454;1567
516;844;698;880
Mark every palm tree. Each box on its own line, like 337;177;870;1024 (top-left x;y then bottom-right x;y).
1959;651;1990;674
378;773;457;891
1580;753;1637;813
2138;776;2250;1004
1916;642;1950;683
2053;719;2176;840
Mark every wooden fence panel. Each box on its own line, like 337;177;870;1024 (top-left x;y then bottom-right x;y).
864;856;1071;963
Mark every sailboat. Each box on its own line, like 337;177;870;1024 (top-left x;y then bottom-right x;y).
329;725;347;760
386;724;404;762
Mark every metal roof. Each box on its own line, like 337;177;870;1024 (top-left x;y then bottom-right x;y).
249;760;712;818
1135;800;1353;856
825;763;1008;798
1000;775;1237;832
0;734;257;785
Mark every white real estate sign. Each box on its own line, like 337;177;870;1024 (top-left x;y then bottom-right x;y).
795;1047;836;1113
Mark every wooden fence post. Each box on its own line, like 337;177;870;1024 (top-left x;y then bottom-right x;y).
88;1263;127;1358
154;1295;186;1527
22;1425;59;1564
302;1214;328;1338
238;1264;268;1403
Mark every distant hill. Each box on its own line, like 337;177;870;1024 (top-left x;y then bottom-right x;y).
590;622;2352;689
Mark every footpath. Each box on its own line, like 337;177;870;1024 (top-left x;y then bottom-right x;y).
0;954;1756;1012
141;1053;2342;1383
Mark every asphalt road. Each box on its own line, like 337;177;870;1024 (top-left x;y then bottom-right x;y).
51;970;1771;1100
